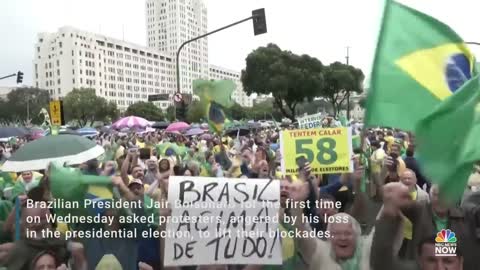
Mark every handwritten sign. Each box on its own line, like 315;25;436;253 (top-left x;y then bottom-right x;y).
280;127;353;175
164;176;282;266
298;113;322;129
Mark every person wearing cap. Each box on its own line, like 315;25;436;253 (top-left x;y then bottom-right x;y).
128;179;145;199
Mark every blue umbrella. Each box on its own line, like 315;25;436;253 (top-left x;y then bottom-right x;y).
77;127;98;137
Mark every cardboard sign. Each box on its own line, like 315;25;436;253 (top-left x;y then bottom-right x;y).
297;113;322;129
280;127;353;175
164;176;282;266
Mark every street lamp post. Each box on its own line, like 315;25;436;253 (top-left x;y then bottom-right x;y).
174;8;267;120
345;46;351;120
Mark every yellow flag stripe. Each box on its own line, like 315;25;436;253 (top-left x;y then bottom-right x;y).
395;43;474;101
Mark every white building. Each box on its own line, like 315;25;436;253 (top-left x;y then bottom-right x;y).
146;0;209;93
33;26;176;111
208;65;253;107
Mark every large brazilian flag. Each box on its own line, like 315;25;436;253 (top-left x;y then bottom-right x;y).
365;0;477;131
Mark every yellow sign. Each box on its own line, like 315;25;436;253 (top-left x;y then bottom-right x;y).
280;127;353;175
49;100;62;126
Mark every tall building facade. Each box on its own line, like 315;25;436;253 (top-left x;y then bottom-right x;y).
145;0;208;94
33;26;176;111
209;65;253;107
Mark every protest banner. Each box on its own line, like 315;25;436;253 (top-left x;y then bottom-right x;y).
164;176;282;266
280;127;353;175
297;112;322;129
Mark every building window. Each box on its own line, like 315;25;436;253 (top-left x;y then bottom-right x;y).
58;89;61;94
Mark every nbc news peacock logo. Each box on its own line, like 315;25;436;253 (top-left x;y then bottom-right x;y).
435;229;457;256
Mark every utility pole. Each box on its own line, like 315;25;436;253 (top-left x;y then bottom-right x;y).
346;46;351;120
174;9;267;121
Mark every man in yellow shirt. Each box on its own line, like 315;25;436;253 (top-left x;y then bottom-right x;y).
384;130;395;153
370;141;386;198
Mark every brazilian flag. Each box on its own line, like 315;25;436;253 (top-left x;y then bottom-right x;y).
193;80;235;134
416;76;480;201
365;0;477;131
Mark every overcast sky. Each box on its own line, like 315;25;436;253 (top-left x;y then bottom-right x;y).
1;0;480;87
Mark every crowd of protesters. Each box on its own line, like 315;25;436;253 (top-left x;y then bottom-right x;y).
0;122;478;270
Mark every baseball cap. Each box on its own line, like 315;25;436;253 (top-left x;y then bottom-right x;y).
128;178;143;187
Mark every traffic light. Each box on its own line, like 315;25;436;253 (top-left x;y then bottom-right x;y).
252;8;267;36
16;71;23;84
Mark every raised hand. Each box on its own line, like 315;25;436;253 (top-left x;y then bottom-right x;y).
289;181;309;203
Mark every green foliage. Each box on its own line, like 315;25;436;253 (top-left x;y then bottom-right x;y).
63;88;119;127
125;101;164;121
186;101;206;123
165;106;176;122
244;101;282;121
358;97;367;108
176;101;188;121
0;87;50;125
295;99;333;116
226;103;247;120
322;62;365;117
241;43;324;121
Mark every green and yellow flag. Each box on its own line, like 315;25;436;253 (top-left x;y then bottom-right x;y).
193;80;235;134
416;76;480;201
365;0;477;131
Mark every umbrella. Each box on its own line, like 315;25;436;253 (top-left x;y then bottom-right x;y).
200;123;209;130
100;126;112;133
199;133;213;140
112;116;151;130
225;127;250;137
1;135;105;172
77;127;99;137
166;122;190;132
152;121;170;129
247;122;261;129
0;127;29;139
30;131;45;140
28;127;45;140
185;127;204;136
44;128;80;136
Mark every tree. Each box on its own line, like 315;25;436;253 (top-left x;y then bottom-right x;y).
242;100;282;121
226;103;247;120
322;62;364;118
241;43;324;121
186;101;206;123
0;87;50;125
165;106;176;122
63;88;118;127
295;99;333;116
125;101;164;121
358;96;367;108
